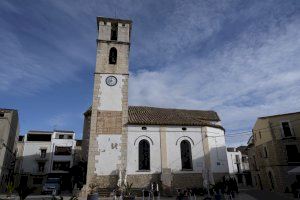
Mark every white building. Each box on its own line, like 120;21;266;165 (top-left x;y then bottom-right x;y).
226;147;251;185
16;130;76;189
83;16;229;195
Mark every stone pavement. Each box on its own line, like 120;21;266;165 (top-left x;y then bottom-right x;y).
1;189;296;200
242;189;295;200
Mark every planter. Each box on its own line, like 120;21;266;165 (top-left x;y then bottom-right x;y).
87;193;99;200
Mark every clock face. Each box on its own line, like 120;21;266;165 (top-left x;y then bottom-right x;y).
105;76;117;86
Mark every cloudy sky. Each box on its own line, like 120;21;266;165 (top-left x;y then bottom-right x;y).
1;0;300;146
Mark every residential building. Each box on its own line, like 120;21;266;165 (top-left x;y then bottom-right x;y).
227;147;251;185
16;130;76;189
73;140;83;165
82;17;229;194
248;112;300;192
0;108;19;190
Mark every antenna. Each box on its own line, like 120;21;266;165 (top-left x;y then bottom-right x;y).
114;0;117;19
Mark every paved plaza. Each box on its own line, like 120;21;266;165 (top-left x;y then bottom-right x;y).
1;188;297;200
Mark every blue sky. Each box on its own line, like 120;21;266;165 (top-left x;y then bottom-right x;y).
1;0;300;146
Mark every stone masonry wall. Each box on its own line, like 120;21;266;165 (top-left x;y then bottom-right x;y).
126;174;161;188
172;173;203;189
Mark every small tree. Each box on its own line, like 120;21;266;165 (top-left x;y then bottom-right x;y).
123;182;135;200
6;182;14;197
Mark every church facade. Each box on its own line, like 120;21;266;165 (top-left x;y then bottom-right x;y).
82;17;229;192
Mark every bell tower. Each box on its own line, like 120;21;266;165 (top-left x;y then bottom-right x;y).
86;17;132;187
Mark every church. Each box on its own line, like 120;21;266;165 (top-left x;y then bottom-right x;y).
82;17;229;193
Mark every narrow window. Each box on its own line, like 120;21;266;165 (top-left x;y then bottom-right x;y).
139;140;150;170
109;47;117;64
111;22;118;40
180;140;193;170
282;122;292;137
286;145;300;162
263;146;268;158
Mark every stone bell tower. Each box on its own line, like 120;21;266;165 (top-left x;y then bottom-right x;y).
86;17;132;187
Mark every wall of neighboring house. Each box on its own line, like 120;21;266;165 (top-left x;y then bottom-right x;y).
203;126;229;181
227;150;242;174
22;140;52;173
253;118;272;146
249;112;300;192
268;113;300;140
51;132;76;174
82;112;91;162
15;139;24;173
18;131;76;190
0;109;19;189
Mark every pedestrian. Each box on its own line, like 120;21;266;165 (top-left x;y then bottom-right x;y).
229;178;235;199
233;178;239;194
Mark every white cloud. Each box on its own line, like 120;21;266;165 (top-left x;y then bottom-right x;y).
129;8;300;146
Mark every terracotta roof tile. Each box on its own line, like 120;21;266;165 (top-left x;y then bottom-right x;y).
128;106;222;128
84;106;223;129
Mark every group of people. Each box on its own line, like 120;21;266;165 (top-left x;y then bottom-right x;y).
175;176;240;200
213;176;239;199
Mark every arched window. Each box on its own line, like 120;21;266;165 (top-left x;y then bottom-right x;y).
139;139;150;170
111;22;118;40
180;140;193;170
109;47;117;64
268;171;275;190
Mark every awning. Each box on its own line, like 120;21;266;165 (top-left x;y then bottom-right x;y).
288;166;300;174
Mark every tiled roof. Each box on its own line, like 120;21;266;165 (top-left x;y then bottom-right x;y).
128;106;222;128
84;106;223;129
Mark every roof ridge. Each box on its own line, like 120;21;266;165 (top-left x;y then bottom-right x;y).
129;105;216;112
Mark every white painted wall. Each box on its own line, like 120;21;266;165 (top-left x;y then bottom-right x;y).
165;127;204;173
227;151;242;174
22;141;52;173
96;125;226;177
242;156;250;171
51;132;76;173
98;74;125;111
127;126;161;175
21;131;76;174
95;134;122;175
204;127;229;173
126;126;206;175
227;150;250;174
